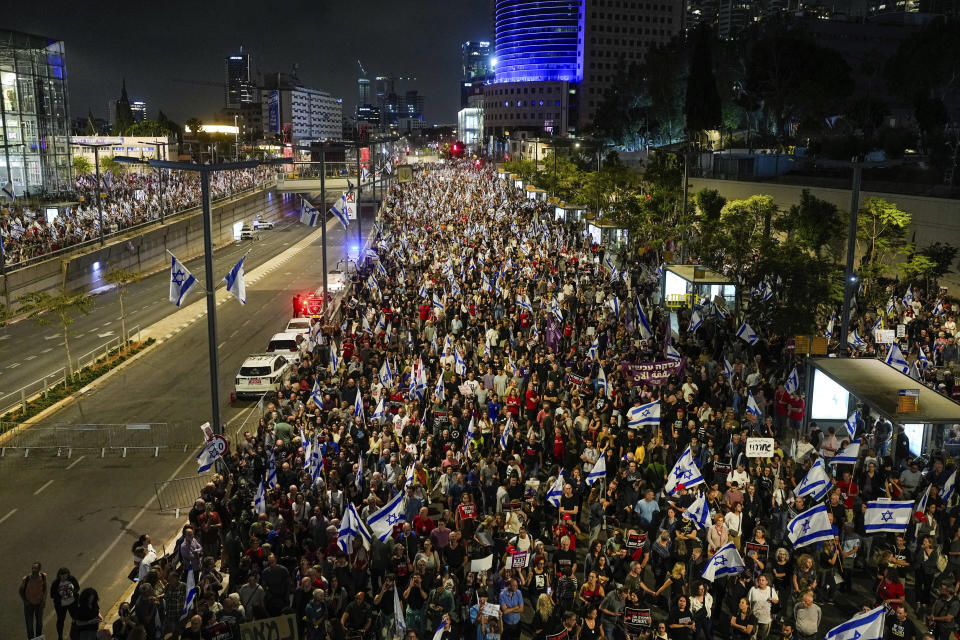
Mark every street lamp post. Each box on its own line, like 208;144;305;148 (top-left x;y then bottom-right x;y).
0;142;24;306
75;142;112;246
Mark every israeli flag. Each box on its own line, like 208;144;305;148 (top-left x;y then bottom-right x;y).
432;619;448;640
373;396;386;422
665;344;682;363
367;490;406;541
254;479;266;515
332;198;350;229
181;566;198;619
588;337;599;361
942;469;957;504
761;281;774;302
682;492;711;529
394;587;407;635
737;322;759;345
918;347;931;370
354;390;364;423
628;401;660;428
885;344;909;375
1;180;15;200
551;297;565;323
701;542;745;582
379;359;394;389
607;295;620;316
463;416;476;455
586;454;607;486
724;359;735;382
361;166;371;181
795;458;832;502
784;367;799;395
596;365;608;399
870;316;883;333
830;439;860;465
432;292;445;310
864;500;914;533
902;285;914;306
745;392;762;418
311;379;325;409
825;312;836;338
338;501;371;554
517;294;533;313
635;297;652;340
434;373;445;400
848;328;868;349
788;502;835;547
843;411;858;440
419;283;428;298
300;197;319;226
916;484;931;514
223;254;247;305
196;440;220;473
500;415;513;450
886;297;897;316
933;299;945;316
823;605;886;640
266;450;277;487
688;309;703;334
665;446;705;495
169;254;197;307
330;342;340;373
545;472;565;507
454;349;466;377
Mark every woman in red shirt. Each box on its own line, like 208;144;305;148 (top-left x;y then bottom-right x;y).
506;385;521;418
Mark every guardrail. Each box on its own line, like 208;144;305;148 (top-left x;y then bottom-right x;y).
0;422;172;458
0;324;142;418
4;181;275;273
155;472;215;513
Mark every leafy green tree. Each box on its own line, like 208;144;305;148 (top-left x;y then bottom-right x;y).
918;242;957;281
104;268;142;348
72;156;92;176
685;24;722;138
695;188;726;222
856;197;912;287
749;243;836;336
99;156;127;176
900;254;937;280
715;196;778;309
18;290;95;380
643;151;683;195
501;158;539;183
777;189;844;259
125;120;171;137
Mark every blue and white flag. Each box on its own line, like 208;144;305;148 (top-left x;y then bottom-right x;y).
332;198;350;229
737;322;759;345
354;390;364;423
784;367;799;395
942;469;957;504
596;365;608;399
916;484;931;515
933;299;945;316
545;472;565;507
454;349;466;377
848;329;868;349
181;566;198;619
918;347;931;370
223;253;247;305
311;379;325;409
885;343;909;375
683;492;711;529
587;337;599;361
361;166;371;181
688;310;703;333
253;480;266;515
517;294;533;313
607;295;620;317
665;446;705;495
665;344;682;363
787;502;835;547
300;197;319;226
432;292;445;310
823;605;886;640
379;359;394;389
419;283;428;299
196;439;221;473
394;587;407;636
1;181;15;200
843;411;858;440
830;439;860;465
372;396;386;422
266;450;277;487
586;454;607;486
746;392;762;418
864;500;914;533
724;359;735;383
701;542;745;582
434;373;445;400
338;501;371;554
169;254;197;307
500;415;513;450
635;298;652;340
330;342;340;373
902;285;914;307
825;312;836;338
628;401;660;428
795;458;832;502
463;416;476;455
886;297;897;316
367;490;405;541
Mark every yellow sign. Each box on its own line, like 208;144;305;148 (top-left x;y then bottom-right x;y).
897;389;919;413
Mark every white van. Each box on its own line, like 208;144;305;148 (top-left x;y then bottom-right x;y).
234;353;292;399
266;332;305;361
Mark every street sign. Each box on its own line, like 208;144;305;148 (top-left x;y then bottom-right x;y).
746;437;775;458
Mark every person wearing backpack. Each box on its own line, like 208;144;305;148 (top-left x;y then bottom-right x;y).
50;567;80;640
19;561;47;640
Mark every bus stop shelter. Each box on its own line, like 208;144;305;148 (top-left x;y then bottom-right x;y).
662;264;736;310
586;219;629;251
805;357;960;457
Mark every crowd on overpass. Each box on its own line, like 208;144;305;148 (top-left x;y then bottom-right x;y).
25;161;960;640
0;166;272;266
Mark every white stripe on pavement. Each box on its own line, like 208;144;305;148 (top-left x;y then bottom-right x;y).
0;508;16;525
65;455;86;470
33;480;54;496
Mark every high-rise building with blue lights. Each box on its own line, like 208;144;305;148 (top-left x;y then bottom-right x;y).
494;1;583;83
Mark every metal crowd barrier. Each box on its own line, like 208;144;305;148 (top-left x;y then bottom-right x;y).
155;472;216;514
0;422;171;458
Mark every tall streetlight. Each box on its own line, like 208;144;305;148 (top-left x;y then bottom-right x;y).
0;142;24;305
74;142;113;245
116;156;289;434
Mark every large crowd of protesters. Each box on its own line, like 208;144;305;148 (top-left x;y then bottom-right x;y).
0;166;272;265
20;161;960;640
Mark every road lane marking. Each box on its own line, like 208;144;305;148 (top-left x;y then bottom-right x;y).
33;480;54;496
44;334;59;340
41;348;52;353
218;342;226;349
24;355;36;361
65;455;86;470
97;332;115;338
7;363;20;369
0;508;16;525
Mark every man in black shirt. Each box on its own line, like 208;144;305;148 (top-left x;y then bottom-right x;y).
340;591;373;636
887;605;916;640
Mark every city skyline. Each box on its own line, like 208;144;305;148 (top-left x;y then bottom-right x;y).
7;0;491;125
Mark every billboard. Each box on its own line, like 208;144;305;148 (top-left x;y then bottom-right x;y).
267;90;281;134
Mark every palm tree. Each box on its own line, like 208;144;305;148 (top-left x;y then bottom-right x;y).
18;290;95;380
104;267;141;348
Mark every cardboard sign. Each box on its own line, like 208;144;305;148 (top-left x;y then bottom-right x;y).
896;324;906;338
508;551;530;569
239;614;297;640
621;360;684;387
470;554;494;573
745;541;769;560
746;437;775;458
482;602;501;618
625;607;652;629
566;373;586;388
874;329;896;344
626;532;647;549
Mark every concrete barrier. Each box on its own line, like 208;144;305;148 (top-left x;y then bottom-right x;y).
2;185;288;303
689;177;960;291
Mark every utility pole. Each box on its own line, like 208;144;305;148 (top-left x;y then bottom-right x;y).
838;159;863;355
320;148;329;304
356;142;362;254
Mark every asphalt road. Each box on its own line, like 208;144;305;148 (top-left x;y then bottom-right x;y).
0;195;371;636
0;191;313;414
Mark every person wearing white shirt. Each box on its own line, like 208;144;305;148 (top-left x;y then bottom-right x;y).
747;575;779;640
727;468;749;488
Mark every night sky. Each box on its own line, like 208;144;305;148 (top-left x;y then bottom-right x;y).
9;0;491;126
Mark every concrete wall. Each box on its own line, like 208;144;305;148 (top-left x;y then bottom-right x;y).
689;177;960;291
3;186;288;304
